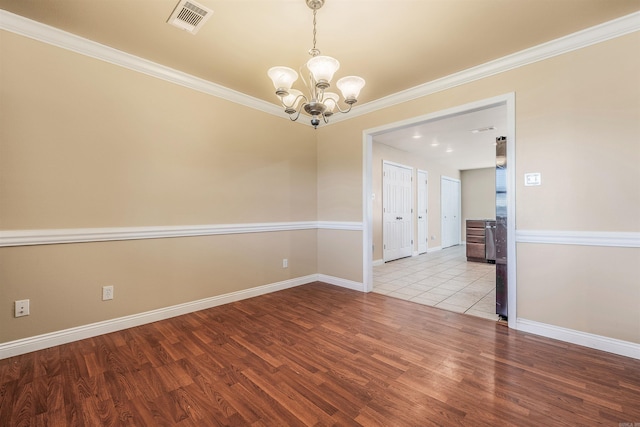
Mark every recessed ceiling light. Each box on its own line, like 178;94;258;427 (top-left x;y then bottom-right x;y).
431;142;439;147
471;126;496;134
446;148;453;153
412;135;422;139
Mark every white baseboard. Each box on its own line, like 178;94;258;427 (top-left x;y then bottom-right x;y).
427;246;442;252
516;318;640;360
372;259;384;267
0;275;318;360
317;274;365;292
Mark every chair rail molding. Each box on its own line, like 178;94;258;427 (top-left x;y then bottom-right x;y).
515;230;640;248
0;221;364;247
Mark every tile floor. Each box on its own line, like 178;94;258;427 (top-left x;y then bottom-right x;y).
373;245;499;321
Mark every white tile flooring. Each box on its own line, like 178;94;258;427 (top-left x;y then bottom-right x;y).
373;245;499;321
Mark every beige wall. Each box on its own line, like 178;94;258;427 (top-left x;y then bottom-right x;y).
372;143;461;261
2;27;639;347
0;31;318;342
317;33;640;343
461;168;496;239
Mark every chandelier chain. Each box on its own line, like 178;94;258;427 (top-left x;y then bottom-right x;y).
309;9;320;57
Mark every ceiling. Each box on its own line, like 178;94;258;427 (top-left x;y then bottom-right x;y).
1;0;638;170
373;104;507;170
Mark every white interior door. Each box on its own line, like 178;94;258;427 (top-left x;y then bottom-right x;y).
417;170;428;254
383;162;413;262
441;176;461;248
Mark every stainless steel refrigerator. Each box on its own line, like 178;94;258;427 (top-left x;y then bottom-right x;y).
495;136;508;319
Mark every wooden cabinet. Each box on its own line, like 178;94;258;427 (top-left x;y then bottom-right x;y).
466;220;486;262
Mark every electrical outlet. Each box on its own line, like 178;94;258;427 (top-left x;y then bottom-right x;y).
282;258;288;268
102;286;114;301
15;299;30;317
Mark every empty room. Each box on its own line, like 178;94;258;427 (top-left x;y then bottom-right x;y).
1;1;639;425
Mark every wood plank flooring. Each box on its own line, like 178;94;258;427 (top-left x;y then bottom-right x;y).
1;282;639;426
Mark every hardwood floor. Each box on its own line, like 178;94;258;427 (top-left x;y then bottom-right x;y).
1;282;639;426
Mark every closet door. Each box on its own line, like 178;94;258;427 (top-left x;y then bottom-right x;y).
383;162;413;262
441;176;461;248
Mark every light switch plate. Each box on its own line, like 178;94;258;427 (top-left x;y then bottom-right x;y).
524;172;541;186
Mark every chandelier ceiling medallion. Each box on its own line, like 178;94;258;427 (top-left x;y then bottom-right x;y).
267;0;365;128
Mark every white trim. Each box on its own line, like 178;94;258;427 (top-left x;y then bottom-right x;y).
317;274;365;292
0;10;286;120
505;94;517;330
516;230;640;248
1;10;638;128
316;221;363;231
516;318;640;360
362;93;518;328
363;133;374;292
330;11;640;124
427;246;443;253
0;221;363;247
372;259;384;267
0;274;318;360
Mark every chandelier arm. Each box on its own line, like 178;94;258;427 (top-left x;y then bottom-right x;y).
298;66;318;100
281;94;309;111
332;102;354;114
289;107;303;122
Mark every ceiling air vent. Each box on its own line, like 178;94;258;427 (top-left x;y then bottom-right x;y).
167;0;213;35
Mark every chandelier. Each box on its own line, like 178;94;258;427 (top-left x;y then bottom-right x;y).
267;0;365;128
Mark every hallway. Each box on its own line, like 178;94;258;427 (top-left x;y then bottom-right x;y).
373;245;498;320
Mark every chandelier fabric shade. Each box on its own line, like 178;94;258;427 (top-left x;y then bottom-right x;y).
267;0;365;128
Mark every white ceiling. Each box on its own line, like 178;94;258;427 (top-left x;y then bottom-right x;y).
373;104;507;170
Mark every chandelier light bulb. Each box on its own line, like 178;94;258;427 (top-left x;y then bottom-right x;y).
336;76;365;103
268;67;298;95
322;92;340;115
306;56;340;88
282;89;304;114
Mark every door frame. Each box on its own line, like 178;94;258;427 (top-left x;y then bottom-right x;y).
417;169;428;254
362;93;517;330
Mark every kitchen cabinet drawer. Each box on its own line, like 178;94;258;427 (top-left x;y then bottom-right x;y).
467;228;485;237
466;243;485;260
467;220;486;229
467;235;485;244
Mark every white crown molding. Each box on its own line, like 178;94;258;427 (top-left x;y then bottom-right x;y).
0;10;285;119
1;10;638;126
333;11;640;123
0;274;319;360
516;318;640;360
0;221;364;247
515;230;640;248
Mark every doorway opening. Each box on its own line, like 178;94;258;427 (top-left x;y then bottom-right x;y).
362;93;516;329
